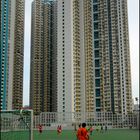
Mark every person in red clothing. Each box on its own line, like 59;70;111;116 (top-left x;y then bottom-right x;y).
59;125;62;133
76;124;81;140
38;124;43;134
57;125;62;135
89;126;94;135
80;123;89;140
57;125;60;135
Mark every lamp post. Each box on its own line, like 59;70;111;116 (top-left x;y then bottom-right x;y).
135;97;139;111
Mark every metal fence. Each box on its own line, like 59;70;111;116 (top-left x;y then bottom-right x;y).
1;110;33;140
33;112;139;130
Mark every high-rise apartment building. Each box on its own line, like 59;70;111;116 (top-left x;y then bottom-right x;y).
57;0;94;113
0;0;25;110
30;0;95;115
30;0;132;115
30;0;57;115
92;0;132;114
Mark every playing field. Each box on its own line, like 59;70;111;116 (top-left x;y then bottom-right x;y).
1;129;139;140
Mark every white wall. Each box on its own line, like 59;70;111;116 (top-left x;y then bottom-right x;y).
57;0;74;113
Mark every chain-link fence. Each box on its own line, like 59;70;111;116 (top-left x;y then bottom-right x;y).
0;110;33;140
33;112;139;130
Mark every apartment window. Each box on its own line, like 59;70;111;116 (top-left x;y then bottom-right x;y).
95;69;100;77
93;5;98;12
95;79;100;87
94;50;99;58
94;40;99;48
95;59;100;67
94;14;98;21
96;99;100;107
94;22;98;30
93;0;98;3
96;89;100;97
94;32;99;39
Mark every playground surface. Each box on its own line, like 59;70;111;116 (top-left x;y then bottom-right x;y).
1;129;139;140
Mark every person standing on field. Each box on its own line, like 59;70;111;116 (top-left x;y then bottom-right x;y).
105;125;107;132
38;124;43;134
80;123;89;140
77;124;82;140
89;126;94;135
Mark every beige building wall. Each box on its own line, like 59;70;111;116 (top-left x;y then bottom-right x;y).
12;0;25;109
30;0;44;115
43;3;51;112
57;0;94;114
93;0;132;114
30;0;132;116
2;0;25;110
83;0;94;113
30;0;57;115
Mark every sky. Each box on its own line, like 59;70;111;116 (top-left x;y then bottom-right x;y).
23;0;139;106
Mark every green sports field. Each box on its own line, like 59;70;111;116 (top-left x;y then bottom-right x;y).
1;129;139;140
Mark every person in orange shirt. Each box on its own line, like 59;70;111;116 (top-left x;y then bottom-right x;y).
80;123;89;140
76;124;81;140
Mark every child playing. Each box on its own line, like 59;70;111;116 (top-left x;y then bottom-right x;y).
38;124;43;134
76;124;81;140
89;126;94;135
57;125;62;135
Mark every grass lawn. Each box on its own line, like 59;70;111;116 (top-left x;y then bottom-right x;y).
1;129;139;140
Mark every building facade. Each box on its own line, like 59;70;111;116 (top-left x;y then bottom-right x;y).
0;0;25;110
57;0;94;113
30;0;132;115
92;0;132;114
30;0;57;115
30;0;94;114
